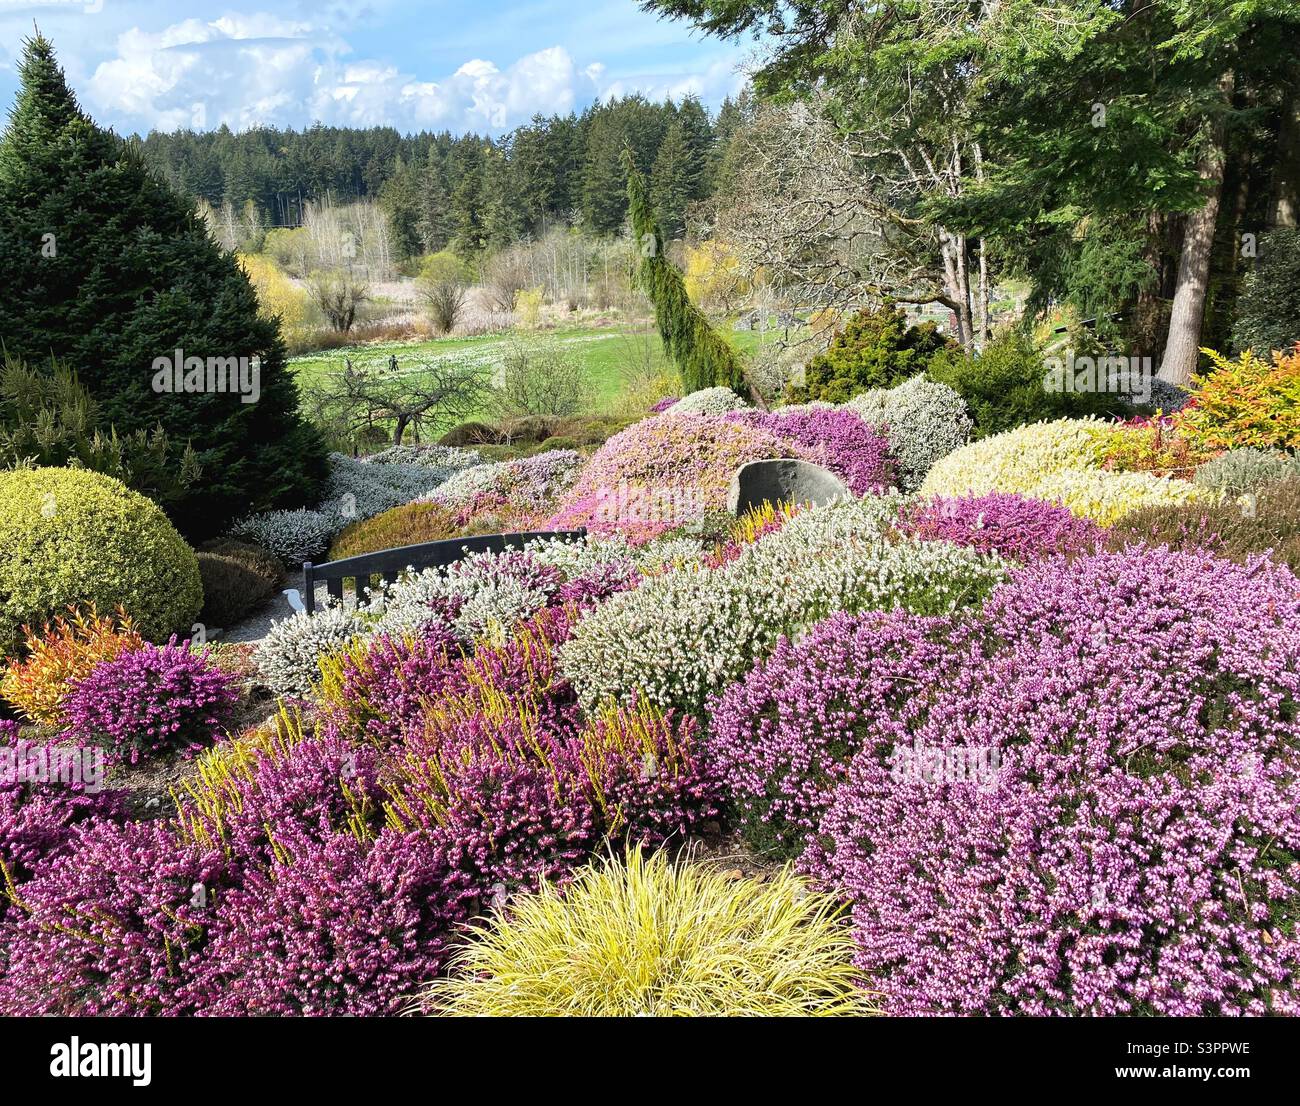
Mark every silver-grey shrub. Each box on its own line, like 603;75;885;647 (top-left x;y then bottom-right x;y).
1193;447;1300;497
844;375;972;492
230;508;336;566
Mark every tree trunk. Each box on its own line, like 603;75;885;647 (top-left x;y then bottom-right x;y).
392;414;410;445
977;237;990;344
1159;72;1234;386
954;234;974;348
1270;84;1300;228
938;229;970;347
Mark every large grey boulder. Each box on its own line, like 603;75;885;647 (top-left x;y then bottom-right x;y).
727;458;852;515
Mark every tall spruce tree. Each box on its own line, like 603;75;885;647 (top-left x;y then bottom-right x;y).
0;34;326;537
651;118;697;240
624;150;746;396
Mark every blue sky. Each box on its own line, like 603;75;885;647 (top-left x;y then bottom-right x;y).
0;1;756;136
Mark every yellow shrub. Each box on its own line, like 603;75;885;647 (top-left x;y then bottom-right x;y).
921;417;1113;500
683;239;749;310
237;252;311;333
417;847;877;1017
0;467;202;654
1028;468;1210;527
513;287;545;330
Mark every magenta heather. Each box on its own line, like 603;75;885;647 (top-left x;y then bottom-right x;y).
708;611;968;855
62;641;242;762
587;705;722;847
181;827;471;1016
726;408;897;495
186;726;388;864
328;624;465;745
903;492;1103;562
0;747;127;922
0;819;230;1015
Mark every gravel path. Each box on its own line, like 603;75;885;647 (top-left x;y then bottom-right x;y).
215;580;338;645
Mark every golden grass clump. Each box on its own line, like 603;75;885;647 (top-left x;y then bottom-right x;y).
418;848;877;1017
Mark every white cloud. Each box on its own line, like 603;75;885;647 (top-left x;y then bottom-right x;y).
599;55;748;107
75;10;741;135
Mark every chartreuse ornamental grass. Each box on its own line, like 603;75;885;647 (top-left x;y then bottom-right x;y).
417;848;877;1017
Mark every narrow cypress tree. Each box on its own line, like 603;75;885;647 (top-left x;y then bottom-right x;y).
623;149;746;396
0;34;326;537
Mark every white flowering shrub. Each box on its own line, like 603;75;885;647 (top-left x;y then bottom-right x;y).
634;536;711;573
665;387;750;417
447;575;552;643
776;400;837;414
233;450;487;566
365;443;483;471
559;496;1005;713
253;605;366;697
522;533;637;575
230;508;337;566
365;549;556;643
427;450;583;514
845;375;972;491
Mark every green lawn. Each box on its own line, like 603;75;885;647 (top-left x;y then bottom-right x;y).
288;323;782;425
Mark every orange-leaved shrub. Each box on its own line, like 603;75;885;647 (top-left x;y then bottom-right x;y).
1174;346;1300;452
0;604;144;725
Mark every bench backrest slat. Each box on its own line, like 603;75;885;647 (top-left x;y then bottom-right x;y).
301;529;587;615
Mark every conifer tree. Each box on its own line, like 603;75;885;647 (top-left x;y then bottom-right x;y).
624;150;746;396
0;34;326;537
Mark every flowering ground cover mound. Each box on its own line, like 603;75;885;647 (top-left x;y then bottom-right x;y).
554;414;804;534
902;492;1103;562
725;407;896;494
62;641;242;763
922;417;1210;525
560;497;1006;713
715;548;1300;1015
425;448;582;530
843;374;972;491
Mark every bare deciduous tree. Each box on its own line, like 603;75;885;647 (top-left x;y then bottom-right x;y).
305;354;489;447
705;92;989;349
307;268;371;333
489;336;592;420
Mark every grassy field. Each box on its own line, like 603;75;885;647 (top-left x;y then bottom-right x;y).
288;322;781;430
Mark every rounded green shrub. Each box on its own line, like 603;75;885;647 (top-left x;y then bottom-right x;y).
929;330;1129;437
439;421;501;447
538;436;580;452
197;551;277;628
0;467;202;651
788;306;953;402
197;539;284;590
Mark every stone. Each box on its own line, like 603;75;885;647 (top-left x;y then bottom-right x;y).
726;458;852;515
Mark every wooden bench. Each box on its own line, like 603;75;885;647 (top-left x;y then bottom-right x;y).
301;530;587;615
